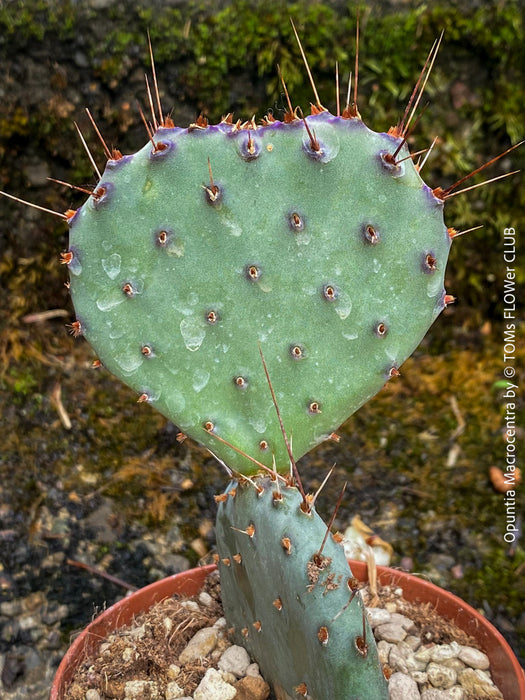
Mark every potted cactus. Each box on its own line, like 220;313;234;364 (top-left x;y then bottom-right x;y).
49;561;525;699
3;20;523;700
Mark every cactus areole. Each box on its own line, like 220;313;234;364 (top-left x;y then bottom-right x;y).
67;111;451;476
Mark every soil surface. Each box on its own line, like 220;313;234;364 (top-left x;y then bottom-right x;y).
62;570;491;700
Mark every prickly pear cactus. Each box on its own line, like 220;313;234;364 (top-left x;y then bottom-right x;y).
216;475;388;699
2;18;520;700
65;111;451;475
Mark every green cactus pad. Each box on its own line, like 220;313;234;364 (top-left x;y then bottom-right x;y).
216;475;389;699
67;112;451;474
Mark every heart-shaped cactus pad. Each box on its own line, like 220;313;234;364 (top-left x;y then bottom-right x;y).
66;112;451;475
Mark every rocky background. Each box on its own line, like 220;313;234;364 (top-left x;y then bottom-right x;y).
0;0;523;697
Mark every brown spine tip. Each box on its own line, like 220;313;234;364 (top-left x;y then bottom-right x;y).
301;114;321;154
245;264;261;281
375;322;388;337
221;557;231;567
156;229;169;246
214;494;228;503
289;211;305;232
444;294;456;306
234;375;248;389
241;627;249;638
379;150;402;174
67;320;82;337
240;132;261;161
246;523;255;538
273;597;283;611
355;635;368;657
318;626;329;646
204;184;221;204
233;553;242;564
308;401;321;415
92;359;102;369
423;252;438;273
122;282;134;297
329;432;341;443
342;104;360;119
281;537;292;555
195;114;209;128
60;251;74;265
204;420;215;432
363;224;380;245
294;683;308;697
141;345;153;357
91;184;112;209
347;576;360;591
252;620;262;632
300;499;312;514
205;310;219;325
259;440;269;451
322;284;338;301
387;366;400;379
289;344;305;360
152;140;169;155
137;393;150;403
204;156;221;204
240;116;257;130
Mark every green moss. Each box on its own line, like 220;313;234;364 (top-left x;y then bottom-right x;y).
461;547;525;622
9;368;39;398
0;0;78;42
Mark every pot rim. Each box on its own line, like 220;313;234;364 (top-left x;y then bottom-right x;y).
350;559;524;698
50;561;524;700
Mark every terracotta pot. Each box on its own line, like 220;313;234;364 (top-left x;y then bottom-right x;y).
50;564;216;700
51;561;524;700
350;560;525;700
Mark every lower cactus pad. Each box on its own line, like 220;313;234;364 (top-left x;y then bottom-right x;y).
216;474;389;699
